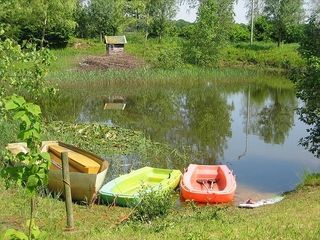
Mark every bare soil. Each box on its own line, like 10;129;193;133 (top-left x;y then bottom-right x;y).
79;53;146;70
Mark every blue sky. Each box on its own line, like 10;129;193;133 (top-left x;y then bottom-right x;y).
175;0;249;24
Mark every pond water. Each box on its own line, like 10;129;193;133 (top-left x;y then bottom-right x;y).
50;74;320;202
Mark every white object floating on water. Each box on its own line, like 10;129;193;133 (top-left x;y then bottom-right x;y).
238;196;284;208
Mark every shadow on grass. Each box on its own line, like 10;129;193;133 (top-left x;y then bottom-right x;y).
235;43;274;51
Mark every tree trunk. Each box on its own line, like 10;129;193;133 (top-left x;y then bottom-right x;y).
250;0;254;45
277;30;282;47
28;196;35;239
40;12;48;48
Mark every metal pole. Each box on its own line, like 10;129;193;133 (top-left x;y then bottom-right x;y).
61;152;74;231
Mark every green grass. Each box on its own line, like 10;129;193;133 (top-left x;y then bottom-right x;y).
1;175;320;239
49;38;105;72
221;42;305;69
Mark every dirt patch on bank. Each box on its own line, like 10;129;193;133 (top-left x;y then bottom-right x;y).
79;53;146;70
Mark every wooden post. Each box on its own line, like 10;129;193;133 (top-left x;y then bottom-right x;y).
61;152;75;231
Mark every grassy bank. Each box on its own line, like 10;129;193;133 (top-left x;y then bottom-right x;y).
1;174;319;239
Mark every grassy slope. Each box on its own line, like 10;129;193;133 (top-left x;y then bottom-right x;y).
1;177;320;239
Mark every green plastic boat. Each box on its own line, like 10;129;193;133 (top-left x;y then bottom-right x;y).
99;167;182;207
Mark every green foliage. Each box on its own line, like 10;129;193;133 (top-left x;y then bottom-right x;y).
292;12;320;158
301;173;320;188
131;185;173;222
221;42;303;69
155;47;183;69
185;0;235;66
254;16;273;41
285;24;304;43
0;34;55;106
2;220;47;240
293;57;320;158
1;95;50;193
147;0;177;40
230;23;250;42
264;0;304;46
299;14;320;58
0;0;77;47
2;229;28;240
43;121;189;170
173;20;194;39
89;0;124;37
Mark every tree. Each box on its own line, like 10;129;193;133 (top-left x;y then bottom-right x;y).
147;0;177;40
0;0;77;47
74;0;91;38
245;0;264;44
185;0;235;66
253;15;273;41
264;0;304;46
89;0;125;39
293;11;320;158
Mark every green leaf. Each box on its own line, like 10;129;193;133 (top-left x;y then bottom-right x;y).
27;174;38;188
34;122;41;131
4;99;19;110
20;114;32;127
18;129;33;141
40;152;50;161
25;103;41;116
12;95;26;107
13;110;26;120
2;228;28;240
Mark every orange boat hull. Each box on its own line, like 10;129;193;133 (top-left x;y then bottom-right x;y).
180;164;236;204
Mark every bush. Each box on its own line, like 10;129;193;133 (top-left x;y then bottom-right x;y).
131;185;173;222
155;47;183;69
230;23;250;42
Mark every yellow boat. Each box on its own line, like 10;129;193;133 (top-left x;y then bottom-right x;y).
6;141;109;203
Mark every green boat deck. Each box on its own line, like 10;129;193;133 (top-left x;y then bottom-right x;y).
99;167;182;207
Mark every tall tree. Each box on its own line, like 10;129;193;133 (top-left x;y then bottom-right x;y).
245;0;264;44
89;0;125;39
186;0;235;66
147;0;177;40
264;0;304;46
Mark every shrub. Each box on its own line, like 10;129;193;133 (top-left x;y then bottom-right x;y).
131;185;174;222
155;47;183;69
230;23;250;42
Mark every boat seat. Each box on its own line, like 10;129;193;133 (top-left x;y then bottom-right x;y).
48;145;100;174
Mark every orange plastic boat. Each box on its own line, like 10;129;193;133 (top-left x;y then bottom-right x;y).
180;164;236;203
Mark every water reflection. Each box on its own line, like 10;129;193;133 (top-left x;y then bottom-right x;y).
248;87;296;144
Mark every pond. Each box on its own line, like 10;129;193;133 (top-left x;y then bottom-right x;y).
48;71;320;202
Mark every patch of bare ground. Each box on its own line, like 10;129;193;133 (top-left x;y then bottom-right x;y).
79;53;146;70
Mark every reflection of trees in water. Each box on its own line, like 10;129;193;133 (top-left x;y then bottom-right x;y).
244;86;297;145
121;87;233;165
185;88;232;164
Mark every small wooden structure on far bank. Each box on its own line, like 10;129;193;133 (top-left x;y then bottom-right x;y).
104;35;127;55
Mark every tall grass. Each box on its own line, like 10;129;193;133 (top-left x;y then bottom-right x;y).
48;67;294;93
221;42;304;68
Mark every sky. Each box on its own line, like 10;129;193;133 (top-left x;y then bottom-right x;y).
175;0;249;24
